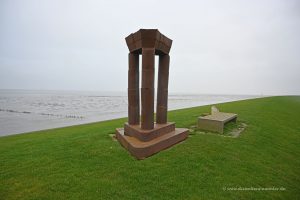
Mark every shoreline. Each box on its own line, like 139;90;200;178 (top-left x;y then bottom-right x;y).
0;95;267;137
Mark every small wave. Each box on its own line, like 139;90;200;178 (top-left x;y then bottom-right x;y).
35;102;66;107
0;108;84;119
0;109;32;114
87;95;125;98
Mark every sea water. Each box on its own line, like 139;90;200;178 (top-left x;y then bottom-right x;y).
0;89;259;136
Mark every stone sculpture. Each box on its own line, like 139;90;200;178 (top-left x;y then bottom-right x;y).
116;29;189;159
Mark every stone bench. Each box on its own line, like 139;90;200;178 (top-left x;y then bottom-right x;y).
198;108;237;133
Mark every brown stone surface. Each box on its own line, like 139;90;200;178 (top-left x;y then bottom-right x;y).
141;48;155;130
156;54;170;124
128;53;140;125
125;29;172;55
124;122;175;142
115;29;189;159
116;128;189;159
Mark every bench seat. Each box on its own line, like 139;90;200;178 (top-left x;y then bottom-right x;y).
198;112;237;133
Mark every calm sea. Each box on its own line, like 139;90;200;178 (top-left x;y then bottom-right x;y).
0;90;260;136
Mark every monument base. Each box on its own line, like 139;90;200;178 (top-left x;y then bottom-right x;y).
116;127;189;159
124;122;175;142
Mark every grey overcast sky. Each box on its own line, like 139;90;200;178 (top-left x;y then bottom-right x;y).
0;0;299;95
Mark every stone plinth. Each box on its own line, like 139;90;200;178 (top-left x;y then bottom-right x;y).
124;122;175;142
116;128;189;159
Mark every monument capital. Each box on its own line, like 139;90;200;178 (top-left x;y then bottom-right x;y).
125;29;172;55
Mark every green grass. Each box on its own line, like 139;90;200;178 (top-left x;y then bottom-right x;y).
0;96;300;199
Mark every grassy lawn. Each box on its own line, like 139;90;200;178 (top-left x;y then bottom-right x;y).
0;96;299;199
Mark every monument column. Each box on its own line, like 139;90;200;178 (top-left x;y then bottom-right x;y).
141;48;155;130
156;54;170;124
128;53;140;125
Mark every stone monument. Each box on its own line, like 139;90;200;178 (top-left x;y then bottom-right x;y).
116;29;189;159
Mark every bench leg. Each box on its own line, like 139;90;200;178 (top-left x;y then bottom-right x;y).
218;123;224;134
232;117;237;123
198;118;224;133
